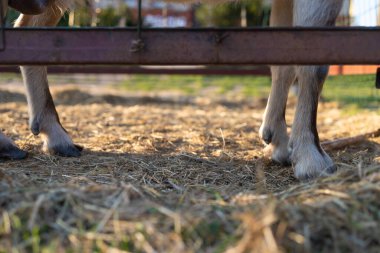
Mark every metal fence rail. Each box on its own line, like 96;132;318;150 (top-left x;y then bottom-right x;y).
1;27;380;65
0;65;271;75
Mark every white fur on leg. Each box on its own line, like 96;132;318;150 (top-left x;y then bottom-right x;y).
259;65;295;165
290;66;336;180
14;2;81;157
289;0;343;179
41;122;71;151
258;3;294;165
41;122;80;156
19;66;81;156
290;133;335;180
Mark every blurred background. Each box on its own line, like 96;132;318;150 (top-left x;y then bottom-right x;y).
4;0;380;28
2;0;379;111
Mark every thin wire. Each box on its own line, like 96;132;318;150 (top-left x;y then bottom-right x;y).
130;0;144;52
137;0;142;39
0;1;5;51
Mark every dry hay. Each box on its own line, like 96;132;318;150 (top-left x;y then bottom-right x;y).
0;84;379;253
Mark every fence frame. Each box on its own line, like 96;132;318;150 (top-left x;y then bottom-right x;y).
1;27;380;65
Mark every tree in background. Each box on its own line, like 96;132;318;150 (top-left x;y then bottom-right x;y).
96;7;120;26
69;2;136;27
195;0;270;27
97;5;136;27
4;1;136;27
4;9;19;27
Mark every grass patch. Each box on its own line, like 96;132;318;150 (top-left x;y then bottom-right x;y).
1;71;377;111
323;74;380;112
121;74;272;97
121;73;379;111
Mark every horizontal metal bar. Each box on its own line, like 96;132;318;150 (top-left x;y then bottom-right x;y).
0;65;271;75
1;27;380;65
2;65;376;76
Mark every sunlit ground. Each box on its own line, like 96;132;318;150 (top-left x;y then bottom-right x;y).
0;73;379;252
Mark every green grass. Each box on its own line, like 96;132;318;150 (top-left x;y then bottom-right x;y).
323;74;380;112
121;74;379;111
121;75;272;97
1;72;378;111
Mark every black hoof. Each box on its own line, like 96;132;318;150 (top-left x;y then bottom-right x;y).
280;158;291;167
74;144;84;151
0;144;28;160
51;144;82;157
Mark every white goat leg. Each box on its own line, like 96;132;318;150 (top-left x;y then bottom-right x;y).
14;5;82;157
290;0;343;179
259;0;294;165
260;66;295;165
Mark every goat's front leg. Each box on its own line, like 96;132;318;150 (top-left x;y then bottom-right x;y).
15;9;82;157
0;132;27;159
259;66;295;165
20;67;82;156
259;0;294;164
290;66;335;179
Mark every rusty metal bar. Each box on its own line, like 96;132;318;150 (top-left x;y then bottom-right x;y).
0;65;271;75
1;27;380;65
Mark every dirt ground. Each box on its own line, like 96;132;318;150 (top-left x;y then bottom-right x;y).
0;82;379;253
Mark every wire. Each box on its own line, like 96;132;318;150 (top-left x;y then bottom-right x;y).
0;1;5;51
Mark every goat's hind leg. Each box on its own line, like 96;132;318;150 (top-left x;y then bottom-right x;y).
290;0;343;179
290;66;336;179
15;5;82;157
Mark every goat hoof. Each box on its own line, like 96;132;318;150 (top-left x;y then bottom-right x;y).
50;144;82;157
0;144;28;160
279;157;291;166
325;164;337;174
292;145;336;180
297;165;336;181
263;144;290;165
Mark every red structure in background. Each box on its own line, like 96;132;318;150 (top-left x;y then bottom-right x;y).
330;65;380;75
